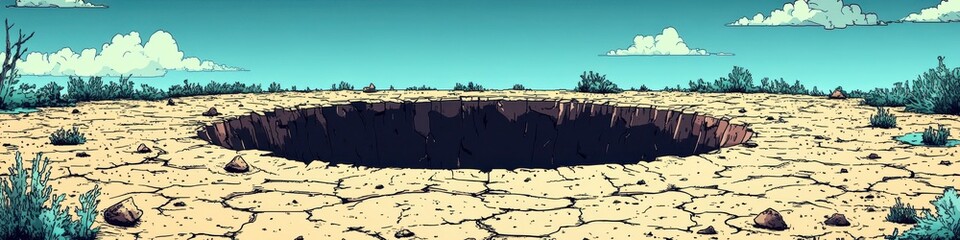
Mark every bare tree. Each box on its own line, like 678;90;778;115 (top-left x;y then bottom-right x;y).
0;19;35;109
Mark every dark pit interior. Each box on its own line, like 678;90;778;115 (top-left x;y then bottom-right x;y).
198;100;753;171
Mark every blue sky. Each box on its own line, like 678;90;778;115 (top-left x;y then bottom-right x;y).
2;0;960;91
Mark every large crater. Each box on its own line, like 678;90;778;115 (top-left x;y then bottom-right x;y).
198;100;753;170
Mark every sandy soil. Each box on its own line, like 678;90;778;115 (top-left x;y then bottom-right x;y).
0;90;954;240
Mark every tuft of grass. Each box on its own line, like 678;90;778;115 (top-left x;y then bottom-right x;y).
630;85;651;92
870;107;898;129
887;197;919;224
511;84;528;90
454;82;485;91
887;188;960;240
575;71;622;93
0;152;102;240
330;81;354;91
922;125;951;146
49;126;86;146
405;85;436;90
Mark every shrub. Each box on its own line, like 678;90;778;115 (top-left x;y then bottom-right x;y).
864;83;910;107
575;71;622;93
0;152;102;240
887;188;960;240
630;85;651;92
405;85;436;90
888;197;919;224
454;82;485;91
864;56;960;115
922;125;951;146
870;107;898;129
135;84;165;101
511;84;527;90
49;126;86;146
268;82;283;92
331;81;354;91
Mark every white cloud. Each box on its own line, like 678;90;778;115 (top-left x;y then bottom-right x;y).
0;31;243;77
604;27;722;56
902;0;960;22
13;0;106;8
730;0;882;29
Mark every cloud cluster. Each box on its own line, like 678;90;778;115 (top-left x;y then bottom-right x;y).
901;0;960;23
0;31;243;77
12;0;105;8
604;27;721;56
730;0;882;29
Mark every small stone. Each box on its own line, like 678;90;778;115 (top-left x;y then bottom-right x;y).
103;198;143;227
754;208;788;230
765;116;775;120
166;99;176;106
202;107;220;116
523;177;531;182
394;229;415;238
738;108;747;113
224;155;250;173
829;89;847;99
294;236;304;240
839;168;848;173
76;152;90;157
637;180;646;185
374;184;384;189
173;201;186;207
292;199;299;204
743;141;759;148
940;160;953;166
71;109;81;114
696;225;717;235
362;83;377;93
136;143;151;153
1;143;9;147
238;104;244;107
824;213;851;226
867;153;881;159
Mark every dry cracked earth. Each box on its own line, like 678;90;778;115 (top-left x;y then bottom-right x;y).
0;90;956;240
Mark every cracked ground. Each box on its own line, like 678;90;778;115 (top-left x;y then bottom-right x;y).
0;90;952;240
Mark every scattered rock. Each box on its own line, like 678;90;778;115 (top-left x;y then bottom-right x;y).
362;83;377;93
394;229;415;238
738;108;747;113
829;89;847;99
718;155;726;159
292;199;299;204
374;184;384;189
814;135;827;140
743;141;759;148
238;104;244;107
941;160;953;166
753;208;788;230
202;107;220;116
637;180;646;185
294;236;304;240
765;116;776;121
104;198;143;227
136;143;152;153
71;109;81;114
696;226;718;235
824;213;851;227
867;153;881;159
76;152;90;157
166;99;176;106
839;168;848;173
224;155;250;173
523;177;531;182
173;201;186;207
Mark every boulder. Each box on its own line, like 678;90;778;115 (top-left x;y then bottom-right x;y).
394;229;415;238
362;83;377;93
202;107;220;116
103;198;143;227
824;213;851;226
136;143;152;153
224;155;250;173
696;225;717;235
754;208;788;230
71;109;81;114
829;89;847;99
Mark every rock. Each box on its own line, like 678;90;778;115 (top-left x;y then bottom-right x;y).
753;208;788;230
166;99;176;106
71;109;81;114
738;108;747;113
637;180;646;185
374;184;384;189
136;143;152;153
224;155;250;173
867;153;881;159
76;152;90;157
362;83;377;93
940;160;953;166
743;141;759;148
765;116;775;121
294;236;304;240
824;213;851;226
103;198;143;227
829;89;847;99
394;229;415;238
696;226;717;235
202;107;220;116
238;104;244;107
173;201;187;207
839;168;848;173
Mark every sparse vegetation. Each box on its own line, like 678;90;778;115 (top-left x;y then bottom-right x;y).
575;71;622;93
922;125;950;146
511;84;527;90
49;126;86;146
268;82;283;92
330;81;354;91
870;107;898;129
887;197;919;224
454;82;485;91
864;56;960;115
0;20;34;110
0;152;102;240
887;188;960;240
685;66;825;96
405;85;436;90
630;85;651;92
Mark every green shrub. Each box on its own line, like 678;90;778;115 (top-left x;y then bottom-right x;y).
511;84;527;90
923;125;951;146
870;107;898;129
0;152;102;240
49;126;86;146
864;83;910;107
575;71;622;93
268;82;283;92
887;197;920;224
330;81;354;91
864;56;960;115
454;82;485;91
135;84;165;101
405;85;436;90
887;188;960;240
630;85;651;92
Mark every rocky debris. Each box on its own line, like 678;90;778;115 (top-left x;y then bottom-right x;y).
202;107;220;116
940;160;953;166
294;236;304;240
71;109;81;114
754;208;788;230
173;201;186;207
696;226;718;235
136;143;152;153
238;104;244;107
829;89;847;99
738;108;747;113
743;141;759;148
374;184;384;189
824;213;851;227
104;198;143;227
637;180;646;185
166;99;176;106
867;153;881;159
765;116;776;121
224;155;250;173
394;229;415;238
839;168;848;173
362;83;377;93
76;152;90;157
1;143;9;147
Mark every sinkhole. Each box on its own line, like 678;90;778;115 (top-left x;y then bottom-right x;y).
198;100;753;171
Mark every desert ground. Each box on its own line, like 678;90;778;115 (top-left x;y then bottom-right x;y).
0;90;954;240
